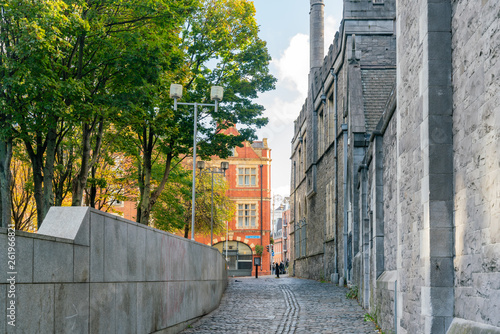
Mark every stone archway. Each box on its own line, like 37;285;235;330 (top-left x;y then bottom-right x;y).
214;241;253;276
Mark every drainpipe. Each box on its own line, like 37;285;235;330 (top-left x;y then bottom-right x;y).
260;164;263;246
330;69;339;277
342;123;348;281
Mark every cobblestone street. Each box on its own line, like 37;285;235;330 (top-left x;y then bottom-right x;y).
180;275;379;334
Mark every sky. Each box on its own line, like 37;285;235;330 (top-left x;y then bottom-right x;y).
250;0;344;197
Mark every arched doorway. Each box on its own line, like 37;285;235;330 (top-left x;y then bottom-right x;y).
214;241;253;277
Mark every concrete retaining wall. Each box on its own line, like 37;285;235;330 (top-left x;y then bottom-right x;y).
0;207;227;333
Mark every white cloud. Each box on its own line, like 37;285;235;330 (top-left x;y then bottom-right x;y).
324;15;338;54
255;33;311;197
271;33;310;99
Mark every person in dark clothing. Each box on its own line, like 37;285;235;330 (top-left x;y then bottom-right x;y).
280;261;284;274
275;262;280;278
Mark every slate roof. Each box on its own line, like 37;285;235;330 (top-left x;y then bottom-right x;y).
361;68;396;133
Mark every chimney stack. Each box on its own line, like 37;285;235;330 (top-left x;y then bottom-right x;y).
310;0;325;71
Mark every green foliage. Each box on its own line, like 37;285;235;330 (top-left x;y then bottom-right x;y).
364;313;376;322
0;0;275;227
152;163;235;236
364;309;386;334
254;244;263;256
346;285;359;300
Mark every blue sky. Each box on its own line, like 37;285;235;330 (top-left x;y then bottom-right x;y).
250;0;343;196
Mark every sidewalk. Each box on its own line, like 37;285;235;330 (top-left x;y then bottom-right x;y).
180;275;379;334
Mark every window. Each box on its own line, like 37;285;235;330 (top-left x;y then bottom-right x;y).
318;111;324;155
326;181;335;238
238;167;256;186
238;204;257;228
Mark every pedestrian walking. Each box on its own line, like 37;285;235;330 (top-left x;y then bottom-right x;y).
275;262;280;278
280;261;284;274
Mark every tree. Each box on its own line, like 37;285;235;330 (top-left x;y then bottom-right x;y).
0;0;83;227
152;163;235;238
10;151;37;231
124;0;276;225
83;151;138;214
0;0;195;226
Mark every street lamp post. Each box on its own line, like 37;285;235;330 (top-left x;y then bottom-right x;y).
197;161;229;246
170;84;224;241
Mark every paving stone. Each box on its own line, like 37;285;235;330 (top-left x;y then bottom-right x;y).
180;275;378;334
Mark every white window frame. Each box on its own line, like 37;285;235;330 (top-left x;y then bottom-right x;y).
237;203;257;228
237;167;257;187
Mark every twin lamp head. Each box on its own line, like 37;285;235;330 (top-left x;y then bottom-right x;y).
197;161;230;172
169;84;224;102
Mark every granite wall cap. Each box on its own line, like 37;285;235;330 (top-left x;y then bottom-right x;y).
38;207;90;246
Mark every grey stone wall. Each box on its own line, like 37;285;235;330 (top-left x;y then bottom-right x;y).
0;207;227;333
291;0;500;332
382;115;397;273
451;0;500;329
396;0;426;332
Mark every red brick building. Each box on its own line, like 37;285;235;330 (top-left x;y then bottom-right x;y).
194;133;272;277
113;128;272;277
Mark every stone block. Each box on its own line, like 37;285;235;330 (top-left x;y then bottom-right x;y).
159;233;170;281
166;281;184;327
115;283;137;334
447;318;500;334
54;283;89;333
423;257;454;287
182;281;198;321
421;286;453;317
426;31;452;62
145;229;161;281
7;284;54;333
127;223;146;281
428;144;453;175
38;207;90;246
428;113;453;145
428;173;453;201
427;2;451;32
104;217;128;282
137;282;162;333
1;284;5;333
483;244;500;272
0;234;33;284
423;86;453;119
188;244;203;281
90;283;116;333
33;239;73;283
170;237;187;281
424;316;446;334
421;59;452;90
74;245;89;282
424;200;453;229
90;212;104;282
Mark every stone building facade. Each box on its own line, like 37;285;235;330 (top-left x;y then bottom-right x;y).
290;0;500;333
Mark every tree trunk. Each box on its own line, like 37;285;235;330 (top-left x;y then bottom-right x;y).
89;165;96;208
43;126;57;217
0;138;12;228
24;122;59;229
138;128;153;225
72;118;104;206
136;125;173;225
53;144;73;206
